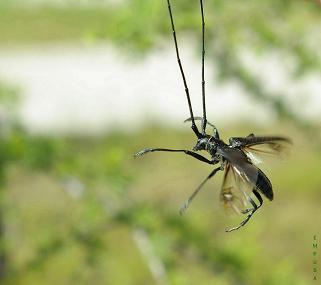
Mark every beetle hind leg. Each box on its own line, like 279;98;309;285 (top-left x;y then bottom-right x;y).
225;190;263;232
240;190;263;214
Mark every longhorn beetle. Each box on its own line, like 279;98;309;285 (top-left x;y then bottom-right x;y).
134;0;291;232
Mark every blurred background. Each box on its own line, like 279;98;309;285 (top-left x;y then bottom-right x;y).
0;0;320;284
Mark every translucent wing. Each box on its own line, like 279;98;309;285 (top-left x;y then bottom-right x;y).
230;136;291;164
220;163;254;214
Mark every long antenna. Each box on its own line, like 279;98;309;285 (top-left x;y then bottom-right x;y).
200;0;207;134
167;0;200;138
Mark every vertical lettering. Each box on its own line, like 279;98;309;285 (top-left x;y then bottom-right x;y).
313;234;318;281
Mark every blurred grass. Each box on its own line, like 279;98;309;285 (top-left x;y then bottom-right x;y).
2;126;320;285
0;6;111;44
0;1;320;284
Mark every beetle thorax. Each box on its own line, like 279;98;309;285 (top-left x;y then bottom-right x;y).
193;135;218;154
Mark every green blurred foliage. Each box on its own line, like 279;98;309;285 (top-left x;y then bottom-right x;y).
1;126;320;285
0;1;320;284
0;79;319;284
0;0;320;129
2;81;319;285
0;82;19;108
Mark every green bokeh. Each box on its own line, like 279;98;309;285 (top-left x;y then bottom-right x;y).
0;1;320;284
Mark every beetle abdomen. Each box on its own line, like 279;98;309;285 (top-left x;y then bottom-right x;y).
256;169;273;201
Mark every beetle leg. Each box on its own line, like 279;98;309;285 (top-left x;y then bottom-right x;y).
184;117;220;139
225;190;263;232
134;148;215;165
179;166;222;215
240;190;263;214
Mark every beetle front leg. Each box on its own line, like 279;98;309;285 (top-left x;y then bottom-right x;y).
134;148;215;165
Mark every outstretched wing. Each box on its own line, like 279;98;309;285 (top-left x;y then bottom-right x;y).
229;136;291;164
220;163;254;214
218;145;274;207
